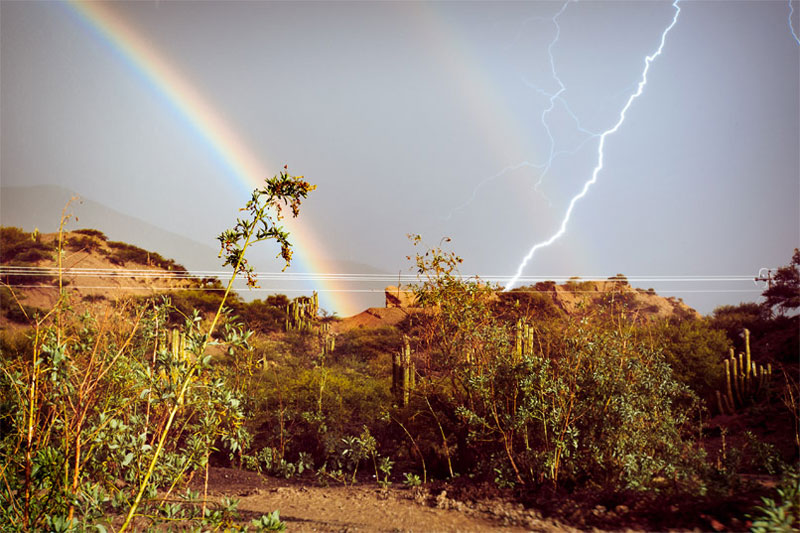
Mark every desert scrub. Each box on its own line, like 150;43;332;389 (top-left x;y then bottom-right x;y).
0;227;58;287
636;317;730;400
334;326;405;363
117;168;314;531
242;346;391;472
0;286;46;323
748;468;799;532
403;238;705;493
0;298;252;530
106;240;187;271
453;320;705;492
72;228;108;240
0;169;315;531
0;226;55;263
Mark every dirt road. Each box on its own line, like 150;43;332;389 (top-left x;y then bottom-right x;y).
198;468;578;532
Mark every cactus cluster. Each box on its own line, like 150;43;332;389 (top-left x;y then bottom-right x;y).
320;322;336;355
716;329;772;415
156;328;189;361
513;319;536;362
392;335;415;406
285;292;319;332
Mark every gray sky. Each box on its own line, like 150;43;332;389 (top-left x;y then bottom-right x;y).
1;0;798;316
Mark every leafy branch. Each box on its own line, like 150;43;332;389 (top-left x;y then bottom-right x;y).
119;168;314;532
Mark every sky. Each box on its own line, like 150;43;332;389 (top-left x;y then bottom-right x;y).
1;0;798;317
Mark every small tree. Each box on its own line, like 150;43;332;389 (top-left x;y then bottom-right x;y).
762;249;800;316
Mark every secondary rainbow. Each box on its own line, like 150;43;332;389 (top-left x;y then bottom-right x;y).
66;0;356;316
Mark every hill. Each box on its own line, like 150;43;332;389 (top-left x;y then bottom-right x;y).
0;227;207;326
330;278;699;334
0;185;391;311
507;278;699;320
1;185;221;273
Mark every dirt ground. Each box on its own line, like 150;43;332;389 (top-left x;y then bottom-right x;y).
192;467;585;533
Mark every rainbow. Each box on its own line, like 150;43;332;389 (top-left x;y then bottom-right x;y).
66;0;357;316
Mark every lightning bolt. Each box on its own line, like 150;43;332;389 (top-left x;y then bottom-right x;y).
503;0;681;292
790;0;800;45
444;1;599;220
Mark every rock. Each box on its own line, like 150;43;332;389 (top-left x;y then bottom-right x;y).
385;286;417;308
592;505;607;516
435;490;449;509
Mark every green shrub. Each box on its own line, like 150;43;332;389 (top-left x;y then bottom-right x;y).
0;169;315;530
169;289;230;318
0;226;55;264
0;300;250;530
107;240;186;271
401;238;705;494
452;322;704;492
73;228;108;240
234;295;289;334
335;326;404;362
241;333;391;474
495;285;564;322
641;318;730;400
65;234;103;253
749;468;799;532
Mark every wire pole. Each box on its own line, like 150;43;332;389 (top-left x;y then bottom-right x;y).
754;269;774;289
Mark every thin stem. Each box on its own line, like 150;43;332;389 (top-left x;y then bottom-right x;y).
119;204;268;532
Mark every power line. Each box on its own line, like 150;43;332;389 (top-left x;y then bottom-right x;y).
0;265;768;284
0;283;763;295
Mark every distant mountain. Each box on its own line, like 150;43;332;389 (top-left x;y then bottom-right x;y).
1;185;221;272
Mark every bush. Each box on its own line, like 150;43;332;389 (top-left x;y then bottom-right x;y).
641;318;730;400
169;289;229;318
0;300;250;530
451;322;704;492
749;468;799;532
73;228;108;240
400;238;705;493
0;227;57;287
495;286;565;322
243;335;391;471
710;303;799;364
0;168;315;530
107;240;186;271
234;295;289;334
66;234;103;253
335;326;404;362
0;226;54;263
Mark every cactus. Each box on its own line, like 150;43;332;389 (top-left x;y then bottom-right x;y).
513;319;536;362
716;329;772;415
326;334;335;354
157;328;188;361
393;335;415;406
285;292;319;332
321;328;335;356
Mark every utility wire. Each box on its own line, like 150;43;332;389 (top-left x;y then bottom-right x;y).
0;265;766;284
0;284;763;295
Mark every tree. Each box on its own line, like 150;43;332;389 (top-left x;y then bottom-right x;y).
762;249;800;316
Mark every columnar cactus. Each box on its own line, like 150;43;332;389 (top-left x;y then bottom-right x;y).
322;334;335;355
716;329;772;415
513;319;536;362
393;335;415;406
285;291;319;332
157;328;187;361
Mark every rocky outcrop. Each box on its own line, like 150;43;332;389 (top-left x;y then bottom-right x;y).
531;279;699;320
385;285;418;308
